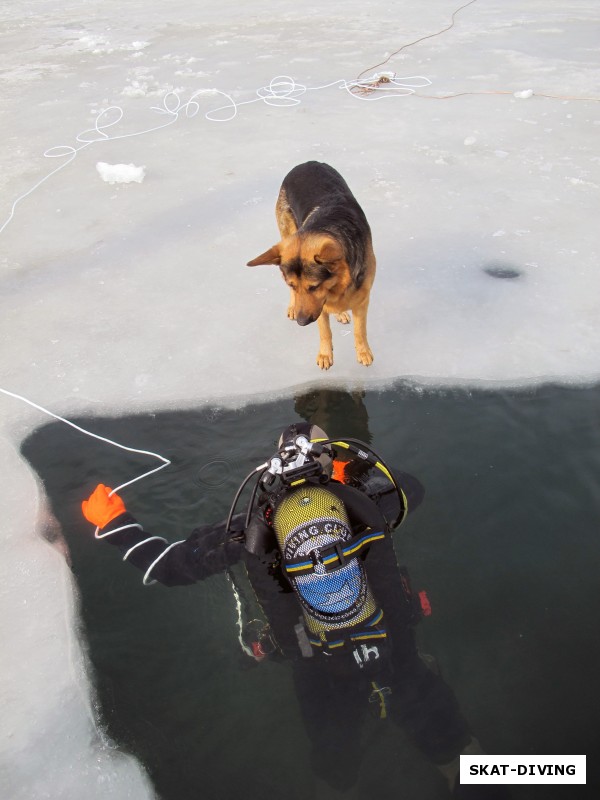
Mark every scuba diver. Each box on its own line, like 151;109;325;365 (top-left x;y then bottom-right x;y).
81;422;505;798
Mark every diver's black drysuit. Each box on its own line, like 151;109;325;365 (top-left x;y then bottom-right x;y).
96;466;472;790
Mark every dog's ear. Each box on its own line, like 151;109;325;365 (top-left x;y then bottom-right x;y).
247;244;281;266
314;239;344;266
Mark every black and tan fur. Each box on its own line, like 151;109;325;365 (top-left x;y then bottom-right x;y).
247;161;376;370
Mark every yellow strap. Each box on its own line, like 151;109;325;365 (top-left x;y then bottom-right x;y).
370;681;388;719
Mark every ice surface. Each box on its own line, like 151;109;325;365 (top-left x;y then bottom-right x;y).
1;0;599;797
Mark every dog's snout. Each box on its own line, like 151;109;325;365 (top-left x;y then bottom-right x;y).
296;313;316;326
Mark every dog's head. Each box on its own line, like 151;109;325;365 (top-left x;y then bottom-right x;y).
247;233;352;325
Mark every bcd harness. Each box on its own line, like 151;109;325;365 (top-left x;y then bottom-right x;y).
228;431;413;668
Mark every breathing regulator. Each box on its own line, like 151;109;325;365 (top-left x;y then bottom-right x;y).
225;423;407;533
260;434;331;489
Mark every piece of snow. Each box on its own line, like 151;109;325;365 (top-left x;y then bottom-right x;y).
95;162;146;185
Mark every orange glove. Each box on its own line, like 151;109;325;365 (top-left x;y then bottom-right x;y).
81;484;126;529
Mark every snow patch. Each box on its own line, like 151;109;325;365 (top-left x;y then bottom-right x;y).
95;162;146;185
514;89;534;99
75;35;150;55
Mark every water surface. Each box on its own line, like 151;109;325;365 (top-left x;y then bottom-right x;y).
22;383;600;798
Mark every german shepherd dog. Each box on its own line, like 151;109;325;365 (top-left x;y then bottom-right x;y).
247;161;375;370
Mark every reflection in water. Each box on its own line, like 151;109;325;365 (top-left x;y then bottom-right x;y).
294;387;373;444
21;383;600;798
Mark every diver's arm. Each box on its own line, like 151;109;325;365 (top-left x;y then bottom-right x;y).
366;533;424;637
81;484;244;587
391;467;425;514
363;468;426;628
326;481;424;632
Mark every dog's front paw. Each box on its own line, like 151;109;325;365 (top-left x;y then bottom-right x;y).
336;311;351;324
317;350;334;370
287;305;296;320
356;346;374;366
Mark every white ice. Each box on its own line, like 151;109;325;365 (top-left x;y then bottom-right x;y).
1;1;599;797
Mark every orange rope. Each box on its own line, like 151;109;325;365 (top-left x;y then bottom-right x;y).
356;0;600;103
356;0;479;81
413;91;600;102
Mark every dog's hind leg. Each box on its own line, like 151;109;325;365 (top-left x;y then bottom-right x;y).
275;188;298;237
352;298;373;366
336;311;351;324
316;312;334;370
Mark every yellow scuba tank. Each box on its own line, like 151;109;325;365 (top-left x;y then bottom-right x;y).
273;484;385;652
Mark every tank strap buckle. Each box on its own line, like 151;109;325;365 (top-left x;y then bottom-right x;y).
313;540;345;568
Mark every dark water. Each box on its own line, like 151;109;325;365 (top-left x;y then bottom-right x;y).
22;383;600;799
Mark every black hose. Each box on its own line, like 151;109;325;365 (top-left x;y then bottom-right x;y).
244;467;269;528
316;437;407;528
226;466;263;533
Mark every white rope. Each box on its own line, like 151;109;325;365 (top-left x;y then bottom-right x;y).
226;571;257;659
0;387;171;495
0;105;179;236
142;540;186;586
0;386;176;582
158;73;433;123
96;522;143;540
0;72;430;236
122;535;168;560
